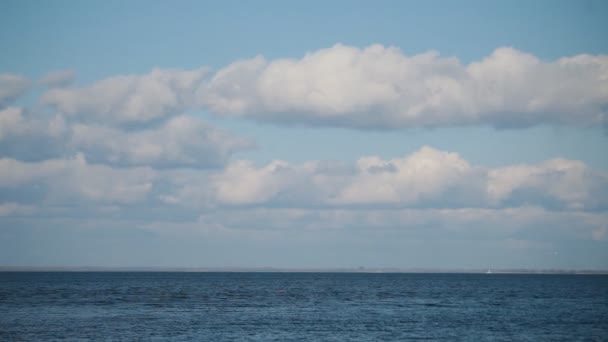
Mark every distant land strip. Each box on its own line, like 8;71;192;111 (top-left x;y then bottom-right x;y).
1;266;607;274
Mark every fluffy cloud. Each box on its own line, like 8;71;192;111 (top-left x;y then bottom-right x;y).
487;159;608;210
0;154;155;204
34;45;608;129
2;143;604;211
0;107;66;139
42;68;208;124
212;160;293;204
200;44;608;129
0;107;251;167
69;115;252;168
0;73;29;106
210;160;346;205
1;145;606;261
0;107;68;161
330;147;484;206
162;146;608;211
15;67;249;168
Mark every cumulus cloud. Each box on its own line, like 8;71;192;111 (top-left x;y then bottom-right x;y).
161;146;608;211
330;147;484;206
487;159;607;210
42;67;208;124
0;73;29;106
39;70;75;88
0;107;252;167
33;45;608;129
69;115;252;168
2;140;604;211
210;159;346;205
0;154;155;204
0;107;68;161
1;145;606;248
0;107;67;139
200;44;608;129
212;160;292;204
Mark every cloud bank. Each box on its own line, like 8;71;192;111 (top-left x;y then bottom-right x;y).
2;146;607;251
197;147;608;211
2;146;605;211
2;44;607;268
0;107;251;167
37;45;608;130
42;68;208;124
200;44;608;129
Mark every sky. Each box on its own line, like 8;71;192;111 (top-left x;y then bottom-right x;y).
1;0;607;269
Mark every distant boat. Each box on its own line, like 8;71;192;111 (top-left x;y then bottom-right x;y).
486;269;493;274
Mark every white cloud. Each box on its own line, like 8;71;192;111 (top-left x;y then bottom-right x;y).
0;107;67;139
212;160;291;204
0;107;251;167
331;147;481;206
34;45;608;129
0;73;29;105
0;107;68;160
163;146;608;211
200;44;608;129
487;159;595;210
1;147;606;248
69;115;252;168
42;67;208;124
209;159;350;206
0;107;25;139
0;154;155;204
1;139;606;215
39;70;75;88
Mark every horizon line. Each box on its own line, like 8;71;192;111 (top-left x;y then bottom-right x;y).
1;266;607;274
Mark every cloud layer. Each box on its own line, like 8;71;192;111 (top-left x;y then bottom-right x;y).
42;68;208;124
194;147;608;211
2;44;607;268
0;106;251;167
2;146;607;256
4;144;603;212
201;44;608;129
34;45;608;130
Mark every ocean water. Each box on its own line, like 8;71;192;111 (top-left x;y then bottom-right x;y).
1;272;607;341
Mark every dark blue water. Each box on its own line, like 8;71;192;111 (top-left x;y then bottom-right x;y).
1;272;607;341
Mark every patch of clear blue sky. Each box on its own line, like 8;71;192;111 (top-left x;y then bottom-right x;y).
2;0;607;168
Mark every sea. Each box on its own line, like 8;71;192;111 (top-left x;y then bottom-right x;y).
1;272;607;341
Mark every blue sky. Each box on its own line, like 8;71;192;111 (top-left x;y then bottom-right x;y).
1;0;607;269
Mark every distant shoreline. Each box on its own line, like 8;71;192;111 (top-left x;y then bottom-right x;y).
1;266;607;274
